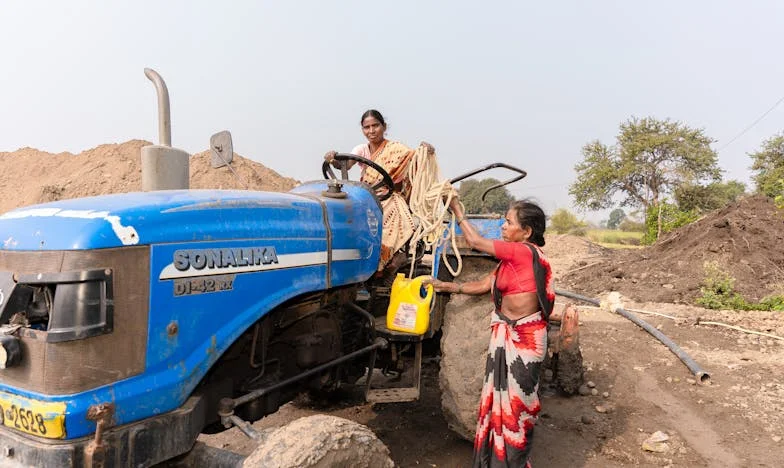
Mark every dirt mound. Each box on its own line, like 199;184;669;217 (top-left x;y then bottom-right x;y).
542;234;609;282
562;195;784;304
0;140;299;214
190;149;299;192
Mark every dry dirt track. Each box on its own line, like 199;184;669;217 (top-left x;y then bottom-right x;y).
198;233;784;467
199;299;783;467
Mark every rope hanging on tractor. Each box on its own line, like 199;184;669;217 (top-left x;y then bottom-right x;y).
406;144;463;278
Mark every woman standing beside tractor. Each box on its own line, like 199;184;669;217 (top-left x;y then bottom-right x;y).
428;198;554;468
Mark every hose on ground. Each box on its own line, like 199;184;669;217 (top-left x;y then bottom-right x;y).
555;288;711;384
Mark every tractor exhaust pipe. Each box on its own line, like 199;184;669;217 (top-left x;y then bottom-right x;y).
141;68;190;191
143;68;171;147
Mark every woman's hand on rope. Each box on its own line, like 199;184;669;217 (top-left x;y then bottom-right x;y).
448;196;465;220
420;141;436;155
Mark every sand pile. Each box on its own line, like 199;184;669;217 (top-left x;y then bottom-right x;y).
562;195;784;303
0;140;299;214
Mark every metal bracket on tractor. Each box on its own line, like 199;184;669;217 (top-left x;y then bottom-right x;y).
365;323;424;404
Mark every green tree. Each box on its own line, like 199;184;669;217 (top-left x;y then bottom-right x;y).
549;208;587;235
458;178;514;214
570;117;720;212
570;117;720;239
606;208;626;229
749;133;784;198
674;180;746;212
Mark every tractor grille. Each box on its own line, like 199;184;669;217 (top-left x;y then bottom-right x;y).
0;247;149;394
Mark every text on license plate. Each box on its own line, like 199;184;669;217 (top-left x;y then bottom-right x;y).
0;392;66;439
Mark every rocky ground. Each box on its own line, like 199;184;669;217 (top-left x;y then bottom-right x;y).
200;298;783;467
201;229;784;467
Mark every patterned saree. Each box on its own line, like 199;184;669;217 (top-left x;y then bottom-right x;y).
359;140;416;270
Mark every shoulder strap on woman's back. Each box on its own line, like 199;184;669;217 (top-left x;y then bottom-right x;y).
524;243;553;321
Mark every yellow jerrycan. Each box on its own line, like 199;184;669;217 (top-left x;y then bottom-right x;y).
386;273;434;335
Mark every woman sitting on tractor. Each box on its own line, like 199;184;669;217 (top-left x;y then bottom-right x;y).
324;109;434;270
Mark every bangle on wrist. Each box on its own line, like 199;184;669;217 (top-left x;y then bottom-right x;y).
456;216;465;225
456;283;463;294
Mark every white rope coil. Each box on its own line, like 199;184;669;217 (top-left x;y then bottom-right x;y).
406;145;462;278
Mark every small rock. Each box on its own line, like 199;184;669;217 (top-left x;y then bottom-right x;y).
642;431;670;453
581;415;594;424
595;405;607;413
773;435;782;443
648;431;669;442
665;377;673;383
587;381;596;388
673;377;680;383
686;378;696;385
642;440;669;453
591;389;599;396
602;392;610;398
578;385;591;396
662;283;674;289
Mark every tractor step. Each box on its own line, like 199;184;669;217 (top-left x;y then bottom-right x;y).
366;386;420;403
364;321;423;403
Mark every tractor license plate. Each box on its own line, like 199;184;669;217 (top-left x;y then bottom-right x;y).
0;392;66;439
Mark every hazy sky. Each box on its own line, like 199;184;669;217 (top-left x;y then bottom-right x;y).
3;1;783;221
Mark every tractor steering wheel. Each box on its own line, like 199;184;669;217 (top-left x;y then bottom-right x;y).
322;153;395;201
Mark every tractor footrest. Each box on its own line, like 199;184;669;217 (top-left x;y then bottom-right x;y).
364;334;423;404
366;386;420;403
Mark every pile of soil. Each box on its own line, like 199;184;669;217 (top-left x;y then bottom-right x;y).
0;140;299;214
542;234;609;282
562;195;784;304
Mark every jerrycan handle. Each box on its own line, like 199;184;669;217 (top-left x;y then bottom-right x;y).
409;275;434;303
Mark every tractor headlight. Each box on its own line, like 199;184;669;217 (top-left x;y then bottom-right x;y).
1;268;113;343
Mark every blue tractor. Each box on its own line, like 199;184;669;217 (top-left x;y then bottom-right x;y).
0;71;530;467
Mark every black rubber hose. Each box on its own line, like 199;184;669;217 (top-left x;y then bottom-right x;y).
555;288;711;384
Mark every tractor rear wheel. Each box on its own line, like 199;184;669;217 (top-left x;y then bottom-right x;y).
438;256;496;441
242;415;394;468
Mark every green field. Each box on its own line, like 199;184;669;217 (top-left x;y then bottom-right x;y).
586;229;643;248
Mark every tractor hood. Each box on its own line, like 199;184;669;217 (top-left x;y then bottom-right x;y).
0;186;370;251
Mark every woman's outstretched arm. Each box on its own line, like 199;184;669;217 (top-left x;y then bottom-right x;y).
426;272;493;295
